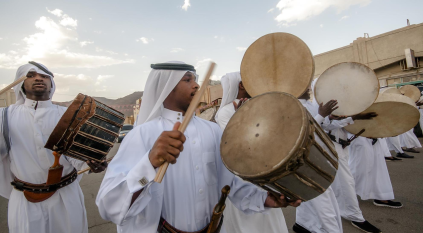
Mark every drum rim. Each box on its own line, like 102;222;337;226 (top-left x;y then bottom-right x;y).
313;61;380;116
240;32;315;98
220;91;309;178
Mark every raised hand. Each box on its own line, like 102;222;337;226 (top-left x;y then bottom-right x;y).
232;98;248;111
318;100;338;118
149;122;186;168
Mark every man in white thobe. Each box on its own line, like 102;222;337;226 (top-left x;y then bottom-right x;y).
0;62;106;233
309;78;381;233
348;137;403;208
96;62;300;233
386;136;410;159
398;129;421;154
215;72;289;233
294;87;343;233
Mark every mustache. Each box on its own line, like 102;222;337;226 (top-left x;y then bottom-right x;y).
32;82;46;87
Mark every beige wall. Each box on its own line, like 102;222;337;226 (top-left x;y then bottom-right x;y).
0;89;16;107
313;23;423;86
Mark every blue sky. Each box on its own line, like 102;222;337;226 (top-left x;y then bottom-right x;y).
0;0;422;101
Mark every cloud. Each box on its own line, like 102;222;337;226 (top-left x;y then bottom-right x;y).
170;48;184;53
340;15;349;20
0;38;3;40
236;47;247;52
320;24;324;28
213;35;225;42
80;41;93;47
182;0;191;11
268;8;275;13
47;8;63;17
0;10;133;69
60;14;78;28
274;0;371;25
136;37;149;44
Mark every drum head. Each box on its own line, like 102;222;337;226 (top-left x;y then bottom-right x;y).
221;92;308;178
344;93;419;138
240;33;314;98
380;87;401;95
198;108;216;121
400;85;420;102
314;62;379;116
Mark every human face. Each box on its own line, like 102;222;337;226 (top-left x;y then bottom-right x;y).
164;72;199;113
22;71;52;100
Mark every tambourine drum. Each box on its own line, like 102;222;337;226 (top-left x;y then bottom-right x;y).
344;93;420;138
380;87;401;95
221;92;338;201
314;62;379;116
400;85;420;102
198;107;216;122
240;33;314;98
45;94;125;162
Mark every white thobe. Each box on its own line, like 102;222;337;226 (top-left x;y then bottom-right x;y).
399;129;421;149
386;136;404;154
217;101;288;233
0;99;88;233
96;108;269;233
295;99;343;233
320;117;365;223
348;137;394;200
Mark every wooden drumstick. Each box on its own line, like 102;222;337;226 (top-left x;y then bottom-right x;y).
77;156;114;175
0;76;27;96
154;62;216;183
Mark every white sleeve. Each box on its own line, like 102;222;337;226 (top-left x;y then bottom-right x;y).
96;127;158;225
313;114;325;124
321;117;354;131
0;107;13;199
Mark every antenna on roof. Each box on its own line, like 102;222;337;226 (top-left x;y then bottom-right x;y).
407;19;410;26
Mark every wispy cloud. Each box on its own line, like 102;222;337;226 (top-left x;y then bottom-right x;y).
340;15;349;21
268;8;275;13
47;8;63;17
170;48;184;53
80;41;93;47
320;24;324;28
236;47;247;52
182;0;191;11
274;0;371;26
136;37;150;44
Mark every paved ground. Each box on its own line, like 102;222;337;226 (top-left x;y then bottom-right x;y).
1;139;423;233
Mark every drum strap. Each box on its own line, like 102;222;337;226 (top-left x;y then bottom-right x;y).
2;106;11;153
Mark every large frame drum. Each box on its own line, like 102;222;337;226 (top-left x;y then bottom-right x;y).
221;92;338;201
314;62;379;116
45;93;125;162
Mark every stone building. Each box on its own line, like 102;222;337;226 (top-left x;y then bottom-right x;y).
313;22;423;88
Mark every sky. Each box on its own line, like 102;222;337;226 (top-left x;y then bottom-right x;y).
0;0;422;102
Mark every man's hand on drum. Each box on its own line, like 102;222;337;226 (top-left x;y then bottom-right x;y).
318;100;338;118
149;122;186;168
86;160;108;173
232;98;248;111
352;112;378;120
264;192;301;208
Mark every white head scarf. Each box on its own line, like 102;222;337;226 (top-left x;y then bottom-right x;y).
135;61;196;126
13;62;55;105
215;72;241;123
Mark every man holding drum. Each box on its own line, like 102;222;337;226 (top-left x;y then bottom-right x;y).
295;87;344;233
0;62;107;233
215;72;290;233
96;62;300;233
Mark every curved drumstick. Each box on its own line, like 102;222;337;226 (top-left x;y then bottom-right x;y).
154;62;216;183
